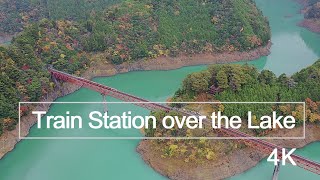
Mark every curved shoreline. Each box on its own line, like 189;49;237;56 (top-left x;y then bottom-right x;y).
298;19;320;33
0;42;272;153
0;42;271;160
1;41;318;179
90;42;272;76
136;125;320;180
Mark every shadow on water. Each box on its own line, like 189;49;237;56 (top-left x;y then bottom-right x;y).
300;29;320;57
254;0;320;76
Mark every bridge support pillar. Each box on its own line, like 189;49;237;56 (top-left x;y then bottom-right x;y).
102;94;108;113
51;74;59;87
272;162;280;180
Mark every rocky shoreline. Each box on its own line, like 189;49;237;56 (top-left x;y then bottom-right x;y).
0;43;271;160
137;124;320;180
298;19;320;33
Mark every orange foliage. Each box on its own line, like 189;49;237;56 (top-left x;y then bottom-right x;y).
66;43;74;50
2;118;15;130
247;35;262;46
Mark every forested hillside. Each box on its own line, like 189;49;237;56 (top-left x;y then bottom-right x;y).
0;21;90;135
0;0;122;34
0;0;271;135
147;61;320;162
172;61;320;125
82;0;270;64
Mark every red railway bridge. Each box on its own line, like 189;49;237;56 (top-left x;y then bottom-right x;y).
48;68;320;177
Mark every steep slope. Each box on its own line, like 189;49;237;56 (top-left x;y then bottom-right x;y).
82;0;271;64
138;60;320;180
0;0;271;138
0;0;122;34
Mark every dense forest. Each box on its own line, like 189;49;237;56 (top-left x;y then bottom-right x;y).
172;61;320;124
0;0;122;34
0;0;271;135
0;0;272;65
81;0;271;64
147;61;320;162
0;21;90;135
